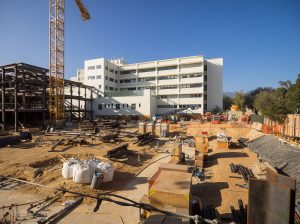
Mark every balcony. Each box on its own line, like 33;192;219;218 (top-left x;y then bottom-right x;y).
157;79;178;85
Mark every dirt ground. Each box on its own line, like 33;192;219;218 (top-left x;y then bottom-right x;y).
0;122;266;223
0;126;172;200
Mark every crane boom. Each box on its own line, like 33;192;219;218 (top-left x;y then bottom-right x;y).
49;0;90;123
75;0;91;21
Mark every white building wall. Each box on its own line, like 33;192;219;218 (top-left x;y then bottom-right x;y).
70;55;223;117
206;58;223;111
93;90;154;117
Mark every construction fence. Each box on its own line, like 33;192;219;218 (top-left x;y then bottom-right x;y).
250;114;300;138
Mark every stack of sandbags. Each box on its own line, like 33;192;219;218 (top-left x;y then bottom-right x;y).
62;157;114;184
62;158;80;179
96;162;114;182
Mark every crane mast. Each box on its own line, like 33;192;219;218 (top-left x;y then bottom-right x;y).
49;0;90;123
49;0;65;121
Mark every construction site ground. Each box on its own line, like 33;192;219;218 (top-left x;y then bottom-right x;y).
0;122;265;223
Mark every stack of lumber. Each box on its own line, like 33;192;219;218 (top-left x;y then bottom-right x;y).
134;133;155;146
107;143;129;158
95;119;120;130
78;120;95;132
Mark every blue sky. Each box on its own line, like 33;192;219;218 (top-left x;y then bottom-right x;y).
0;0;300;92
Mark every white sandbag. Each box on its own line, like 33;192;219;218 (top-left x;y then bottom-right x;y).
86;158;101;167
96;162;114;182
73;163;95;184
62;158;79;179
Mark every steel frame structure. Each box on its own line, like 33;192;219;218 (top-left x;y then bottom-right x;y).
0;63;95;131
49;0;65;121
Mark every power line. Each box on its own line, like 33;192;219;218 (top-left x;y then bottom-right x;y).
0;175;227;224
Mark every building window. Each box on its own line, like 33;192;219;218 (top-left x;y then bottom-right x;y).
179;94;202;98
109;77;114;82
105;66;108;70
109;87;114;91
179;104;201;109
131;104;136;110
98;104;102;110
105;86;108;90
120;70;136;75
88;76;95;80
158;75;177;80
204;65;207;71
138;77;156;82
122;104;125;107
157;105;177;108
157;85;177;90
110;69;114;73
116;104;120;110
98;85;101;89
105;76;108;80
139;103;141;107
115;71;118;75
87;66;95;70
180;83;202;88
157;95;178;99
179;63;202;68
181;73;202;79
138;68;156;73
96;75;101;79
157;65;177;71
96;65;101;69
138;86;156;90
120;78;136;83
98;95;102;98
115;80;118;83
127;104;129;107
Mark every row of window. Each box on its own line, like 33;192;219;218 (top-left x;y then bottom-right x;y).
120;78;136;83
105;86;117;91
157;83;202;89
89;63;203;74
179;104;202;109
87;75;101;80
119;83;202;91
98;103;141;110
118;73;202;82
119;63;203;75
90;72;202;82
87;65;101;70
157;105;177;108
156;93;202;99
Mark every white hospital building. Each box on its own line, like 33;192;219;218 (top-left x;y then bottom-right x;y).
70;55;223;118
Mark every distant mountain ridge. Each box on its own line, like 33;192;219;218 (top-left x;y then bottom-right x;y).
223;92;236;98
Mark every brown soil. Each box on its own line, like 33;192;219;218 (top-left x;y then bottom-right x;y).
0;127;165;202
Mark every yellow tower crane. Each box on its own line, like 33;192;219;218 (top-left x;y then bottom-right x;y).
49;0;90;122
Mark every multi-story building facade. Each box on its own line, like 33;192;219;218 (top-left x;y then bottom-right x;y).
70;55;223;118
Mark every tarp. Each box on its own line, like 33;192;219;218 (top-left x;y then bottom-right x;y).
246;135;300;198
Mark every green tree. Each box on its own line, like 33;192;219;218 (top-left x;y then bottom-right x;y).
223;95;233;111
254;89;291;123
286;74;300;113
233;91;246;111
245;87;272;110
